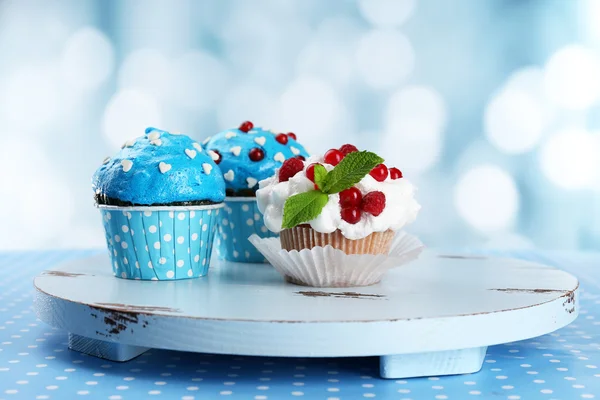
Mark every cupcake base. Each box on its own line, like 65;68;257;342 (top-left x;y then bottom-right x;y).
99;204;222;280
249;232;424;287
280;225;395;255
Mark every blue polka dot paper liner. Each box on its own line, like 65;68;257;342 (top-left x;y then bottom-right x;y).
216;198;277;263
99;205;222;280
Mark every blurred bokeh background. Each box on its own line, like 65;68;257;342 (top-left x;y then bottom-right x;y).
1;0;599;251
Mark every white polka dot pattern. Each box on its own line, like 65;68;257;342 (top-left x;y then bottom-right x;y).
216;200;277;263
100;207;220;280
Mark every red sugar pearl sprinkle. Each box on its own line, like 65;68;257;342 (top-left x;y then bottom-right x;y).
248;148;264;162
239;121;254;133
275;133;288;145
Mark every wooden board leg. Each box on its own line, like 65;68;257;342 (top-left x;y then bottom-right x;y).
68;333;149;362
379;346;488;379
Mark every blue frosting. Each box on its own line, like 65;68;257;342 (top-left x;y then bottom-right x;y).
203;127;310;192
93;128;226;205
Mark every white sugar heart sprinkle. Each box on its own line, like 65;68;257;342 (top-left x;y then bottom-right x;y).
225;132;237;139
121;160;133;172
202;136;211;144
291;146;300;155
122;139;136;148
147;131;160;141
150;139;162;146
247;177;258;188
185;149;197;159
224;170;235;181
208;150;220;161
202;163;213;174
254;136;266;146
274;152;285;163
230;146;241;156
192;142;203;152
103;157;110;165
159;162;172;174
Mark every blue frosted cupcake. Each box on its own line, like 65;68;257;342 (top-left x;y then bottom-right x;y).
203;121;310;263
93;127;225;280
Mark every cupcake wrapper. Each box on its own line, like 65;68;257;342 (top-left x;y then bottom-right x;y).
280;227;395;255
99;204;222;280
215;197;278;263
249;232;424;287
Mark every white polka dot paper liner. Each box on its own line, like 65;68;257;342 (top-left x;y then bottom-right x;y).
100;205;222;280
216;198;277;263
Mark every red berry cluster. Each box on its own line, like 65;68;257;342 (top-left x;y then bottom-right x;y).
323;144;358;166
368;165;403;181
278;143;402;225
338;188;386;224
322;145;404;182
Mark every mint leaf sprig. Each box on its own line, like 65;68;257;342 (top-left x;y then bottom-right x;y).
281;151;384;229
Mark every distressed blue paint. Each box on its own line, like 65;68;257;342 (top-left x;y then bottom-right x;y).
0;250;598;399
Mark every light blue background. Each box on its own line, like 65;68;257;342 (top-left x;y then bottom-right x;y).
1;0;599;251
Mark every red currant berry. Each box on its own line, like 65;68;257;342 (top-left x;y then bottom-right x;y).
275;133;288;144
339;144;358;155
287;132;297;141
339;187;362;208
369;164;388;182
248;147;264;162
324;149;344;166
305;163;320;182
389;167;403;180
210;150;222;164
295;155;306;161
340;206;361;224
239;120;254;132
278;157;305;182
361;191;386;216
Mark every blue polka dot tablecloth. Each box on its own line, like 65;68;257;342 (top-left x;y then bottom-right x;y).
1;250;599;400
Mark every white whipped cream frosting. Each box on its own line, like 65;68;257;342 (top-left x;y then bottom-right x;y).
256;155;421;240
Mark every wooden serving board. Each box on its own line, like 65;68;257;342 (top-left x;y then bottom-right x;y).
33;251;579;379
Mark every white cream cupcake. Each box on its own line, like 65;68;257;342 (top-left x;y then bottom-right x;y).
256;145;420;255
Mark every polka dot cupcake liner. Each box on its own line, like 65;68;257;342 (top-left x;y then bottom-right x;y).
98;204;223;280
215;198;277;263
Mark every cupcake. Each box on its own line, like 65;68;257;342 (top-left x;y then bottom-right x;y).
202;121;309;263
93;127;225;280
253;145;422;286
